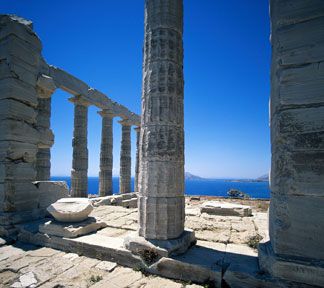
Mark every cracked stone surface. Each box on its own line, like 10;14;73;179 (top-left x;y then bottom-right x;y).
138;0;186;240
0;244;204;288
90;198;268;247
1;197;268;287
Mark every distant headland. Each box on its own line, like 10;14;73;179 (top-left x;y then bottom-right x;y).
226;174;269;183
185;172;205;180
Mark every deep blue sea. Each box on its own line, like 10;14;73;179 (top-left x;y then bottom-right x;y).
51;177;270;199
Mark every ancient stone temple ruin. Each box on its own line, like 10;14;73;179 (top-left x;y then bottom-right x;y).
0;14;140;236
0;0;324;287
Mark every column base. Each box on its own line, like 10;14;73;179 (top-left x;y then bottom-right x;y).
124;229;196;258
258;241;324;287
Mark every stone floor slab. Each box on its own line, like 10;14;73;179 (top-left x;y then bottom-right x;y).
201;201;252;217
39;217;107;238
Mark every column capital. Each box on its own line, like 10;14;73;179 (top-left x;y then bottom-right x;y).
98;108;114;118
36;74;56;99
118;119;133;127
69;95;91;107
134;126;141;132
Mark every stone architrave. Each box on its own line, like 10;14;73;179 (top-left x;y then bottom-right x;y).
98;109;114;196
69;96;90;198
35;75;56;181
119;120;132;194
258;1;324;287
134;127;140;192
136;0;194;245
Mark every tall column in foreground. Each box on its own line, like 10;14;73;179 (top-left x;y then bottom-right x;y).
139;0;185;240
259;1;324;287
70;96;89;197
119;120;132;194
98;109;114;196
134;126;140;192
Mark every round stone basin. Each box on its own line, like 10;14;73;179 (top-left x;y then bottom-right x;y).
47;198;94;223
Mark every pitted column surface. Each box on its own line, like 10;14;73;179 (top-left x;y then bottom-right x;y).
138;0;185;240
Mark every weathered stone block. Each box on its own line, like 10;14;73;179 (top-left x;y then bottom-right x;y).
275;17;324;65
0;141;37;163
47;198;93;223
124;229;196;257
0;119;40;144
38;128;54;148
0;181;39;212
200;201;252;217
0;15;41;51
271;0;324;28
0;58;39;91
271;150;324;197
274;106;324;135
269;194;324;260
0;208;44;227
279;63;324;106
0;78;38;107
39;217;107;238
0;35;40;67
259;241;324;287
33;181;69;209
120;198;137;209
0;99;36;124
0;162;36;181
35;148;51;180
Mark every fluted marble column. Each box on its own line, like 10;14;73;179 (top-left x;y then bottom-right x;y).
98;109;114;196
35;75;56;181
139;0;185;240
134;127;140;192
119;120;132;194
70;96;90;197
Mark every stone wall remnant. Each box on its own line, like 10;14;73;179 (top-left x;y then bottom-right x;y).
0;15;42;220
0;14;140;237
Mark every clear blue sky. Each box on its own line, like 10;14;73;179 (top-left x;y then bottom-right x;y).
0;1;271;179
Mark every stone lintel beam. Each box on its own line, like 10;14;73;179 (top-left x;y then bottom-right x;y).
98;108;114;196
48;66;140;126
119;119;132;194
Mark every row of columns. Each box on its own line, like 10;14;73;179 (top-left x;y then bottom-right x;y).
34;93;140;197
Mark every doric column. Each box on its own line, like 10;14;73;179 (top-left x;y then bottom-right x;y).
36;75;56;181
119;120;132;194
134;126;140;192
70;96;90;197
98;109;114;196
138;0;186;240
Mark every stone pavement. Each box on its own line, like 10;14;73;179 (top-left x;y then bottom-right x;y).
92;197;269;247
0;243;202;288
0;198;269;287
